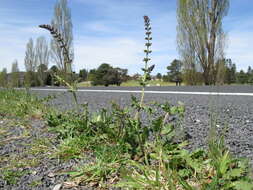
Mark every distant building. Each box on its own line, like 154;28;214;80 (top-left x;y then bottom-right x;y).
7;72;26;86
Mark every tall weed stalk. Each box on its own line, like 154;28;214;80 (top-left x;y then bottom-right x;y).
135;15;154;120
39;24;79;109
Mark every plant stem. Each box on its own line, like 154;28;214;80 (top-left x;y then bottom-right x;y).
140;44;149;108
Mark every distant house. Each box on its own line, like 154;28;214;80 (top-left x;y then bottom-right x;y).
7;72;26;86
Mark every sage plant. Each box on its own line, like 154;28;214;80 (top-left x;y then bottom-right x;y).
135;16;154;119
140;16;154;106
129;15;155;158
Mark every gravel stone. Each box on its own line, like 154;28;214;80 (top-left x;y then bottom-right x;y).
53;184;62;190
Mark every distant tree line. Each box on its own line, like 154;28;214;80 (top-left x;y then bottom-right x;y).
160;59;253;85
1;57;252;88
0;62;129;87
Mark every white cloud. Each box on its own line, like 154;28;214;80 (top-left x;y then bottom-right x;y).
227;33;253;71
84;22;112;32
0;22;50;72
82;21;122;34
74;37;143;73
226;17;253;71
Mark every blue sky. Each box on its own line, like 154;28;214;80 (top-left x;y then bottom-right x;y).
1;0;253;74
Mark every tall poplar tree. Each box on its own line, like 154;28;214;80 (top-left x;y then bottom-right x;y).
11;60;20;87
177;0;229;85
36;36;49;86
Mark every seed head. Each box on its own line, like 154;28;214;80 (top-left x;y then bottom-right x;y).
39;24;72;72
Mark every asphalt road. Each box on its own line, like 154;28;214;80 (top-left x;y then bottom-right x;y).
31;85;253;164
32;85;253;93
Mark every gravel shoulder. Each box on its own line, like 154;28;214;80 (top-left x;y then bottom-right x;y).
0;118;92;190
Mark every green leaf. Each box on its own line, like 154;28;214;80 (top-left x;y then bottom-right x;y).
143;58;151;62
161;124;174;135
152;116;163;133
147;64;155;72
64;170;83;177
233;181;253;190
219;151;230;175
224;168;244;179
177;175;195;190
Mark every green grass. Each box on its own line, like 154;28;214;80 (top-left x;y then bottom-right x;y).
77;80;185;87
77;81;92;87
2;170;29;185
121;79;184;87
0;89;46;119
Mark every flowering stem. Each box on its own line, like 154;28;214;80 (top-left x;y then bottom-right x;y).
135;15;153;120
39;24;72;74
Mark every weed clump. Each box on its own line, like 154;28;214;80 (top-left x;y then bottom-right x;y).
42;15;253;189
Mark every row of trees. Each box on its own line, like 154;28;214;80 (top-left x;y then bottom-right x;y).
0;63;54;88
1;58;252;88
0;62;129;87
159;59;253;85
24;37;50;86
